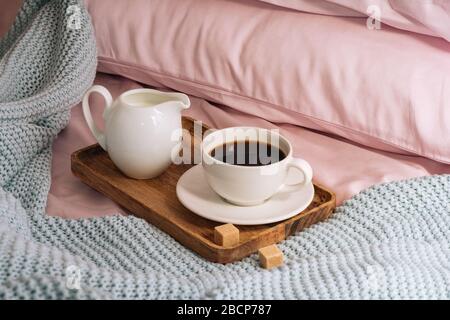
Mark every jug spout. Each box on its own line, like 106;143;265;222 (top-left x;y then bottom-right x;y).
173;93;191;111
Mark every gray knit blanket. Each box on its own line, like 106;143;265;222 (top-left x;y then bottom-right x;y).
1;0;450;300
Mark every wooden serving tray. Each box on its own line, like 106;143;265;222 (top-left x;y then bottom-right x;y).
72;117;336;263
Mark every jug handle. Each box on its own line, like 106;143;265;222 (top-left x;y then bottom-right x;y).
82;85;113;150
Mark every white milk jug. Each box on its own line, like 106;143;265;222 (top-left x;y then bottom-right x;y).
82;85;190;179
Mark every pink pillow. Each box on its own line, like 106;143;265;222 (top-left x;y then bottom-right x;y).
259;0;450;41
85;0;450;164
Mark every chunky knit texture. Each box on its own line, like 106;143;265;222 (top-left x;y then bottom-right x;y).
1;0;450;300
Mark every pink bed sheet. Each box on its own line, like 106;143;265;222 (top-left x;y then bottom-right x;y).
47;73;450;219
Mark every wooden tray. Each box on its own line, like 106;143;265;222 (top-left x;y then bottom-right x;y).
72;117;336;263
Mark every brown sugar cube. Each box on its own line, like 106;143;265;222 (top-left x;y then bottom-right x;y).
258;245;284;269
214;224;240;247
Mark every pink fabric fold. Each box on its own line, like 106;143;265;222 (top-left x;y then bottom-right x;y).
259;0;450;41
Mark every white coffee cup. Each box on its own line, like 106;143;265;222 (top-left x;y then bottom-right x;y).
202;127;313;206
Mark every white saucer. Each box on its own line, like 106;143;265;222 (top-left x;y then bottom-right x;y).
176;164;314;225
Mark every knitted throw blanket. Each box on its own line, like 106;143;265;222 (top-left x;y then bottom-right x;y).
1;0;450;300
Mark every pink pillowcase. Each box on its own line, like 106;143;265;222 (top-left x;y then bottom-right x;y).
259;0;450;41
85;0;450;164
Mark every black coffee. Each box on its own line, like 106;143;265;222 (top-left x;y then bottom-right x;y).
210;140;286;166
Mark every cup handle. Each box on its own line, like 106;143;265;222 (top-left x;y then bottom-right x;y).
82;85;113;151
286;158;313;186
